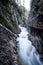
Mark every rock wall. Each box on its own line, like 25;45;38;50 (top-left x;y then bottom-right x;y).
0;0;23;65
0;25;18;65
28;0;43;59
28;0;43;25
0;0;21;34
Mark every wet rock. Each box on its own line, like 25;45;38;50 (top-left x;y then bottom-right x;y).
27;0;43;60
0;28;19;65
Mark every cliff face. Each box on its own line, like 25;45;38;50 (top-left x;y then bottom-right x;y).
0;0;23;65
0;25;18;65
28;0;43;25
28;0;43;59
0;0;22;34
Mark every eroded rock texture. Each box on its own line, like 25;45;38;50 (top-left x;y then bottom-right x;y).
28;0;43;59
0;25;19;65
0;0;21;34
0;0;22;65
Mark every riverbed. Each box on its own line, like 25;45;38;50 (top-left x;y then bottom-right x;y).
17;25;43;65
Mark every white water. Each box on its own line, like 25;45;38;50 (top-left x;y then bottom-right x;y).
17;25;43;65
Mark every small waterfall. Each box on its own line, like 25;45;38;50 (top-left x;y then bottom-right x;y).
17;25;43;65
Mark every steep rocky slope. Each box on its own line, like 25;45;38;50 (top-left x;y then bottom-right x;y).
0;24;18;65
0;0;21;34
28;0;43;59
0;0;23;65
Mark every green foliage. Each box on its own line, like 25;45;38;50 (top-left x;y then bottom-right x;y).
18;6;26;15
0;0;25;31
13;2;26;16
0;2;11;16
0;15;12;29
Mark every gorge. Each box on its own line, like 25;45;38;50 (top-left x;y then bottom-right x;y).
0;0;43;65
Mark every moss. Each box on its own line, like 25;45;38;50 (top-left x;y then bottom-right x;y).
18;6;26;15
0;15;12;29
0;2;11;16
0;0;22;34
13;2;26;16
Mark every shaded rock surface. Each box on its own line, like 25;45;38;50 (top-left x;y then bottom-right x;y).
27;0;43;59
0;25;19;65
0;0;23;65
0;0;21;34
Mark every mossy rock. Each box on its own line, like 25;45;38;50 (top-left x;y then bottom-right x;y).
0;15;12;29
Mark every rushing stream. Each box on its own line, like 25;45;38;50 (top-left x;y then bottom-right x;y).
17;25;43;65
